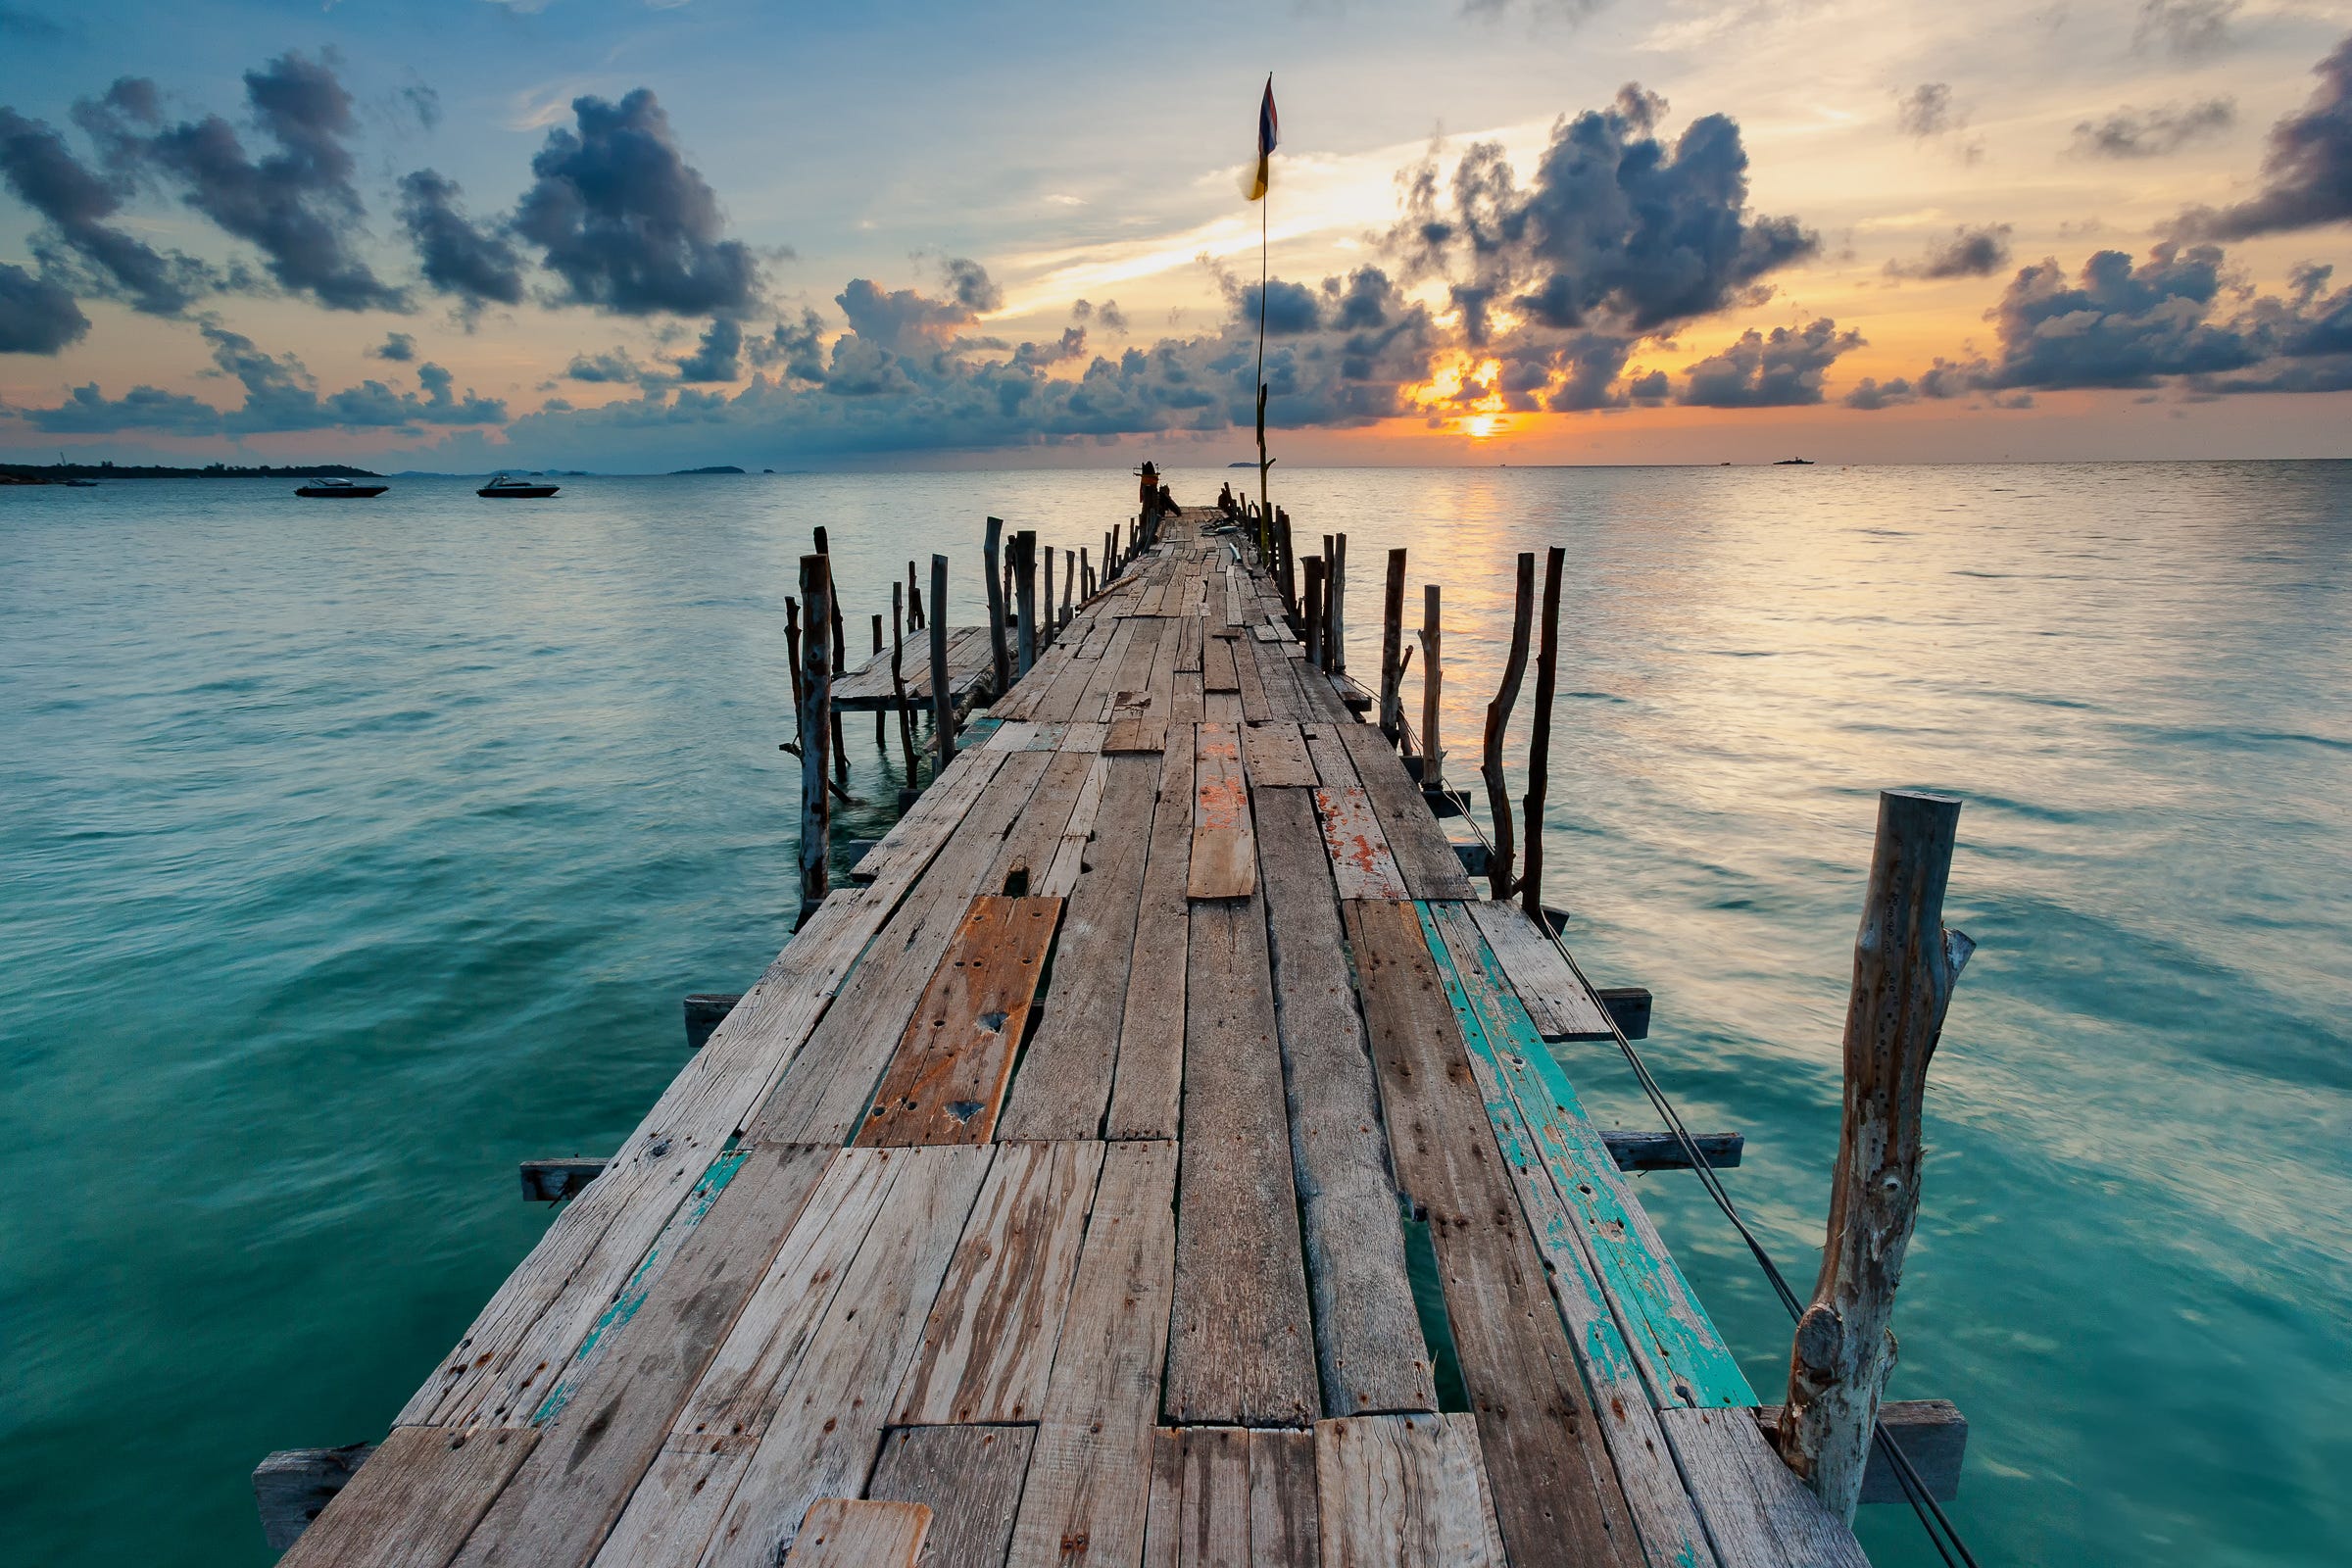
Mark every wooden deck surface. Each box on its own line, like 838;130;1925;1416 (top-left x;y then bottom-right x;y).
287;513;1872;1568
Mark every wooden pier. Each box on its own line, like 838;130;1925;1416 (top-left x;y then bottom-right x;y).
270;508;1907;1567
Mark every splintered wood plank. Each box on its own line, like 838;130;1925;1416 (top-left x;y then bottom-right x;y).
856;896;1064;1147
1334;723;1475;900
1204;691;1246;723
1166;893;1319;1427
999;755;1160;1140
1187;722;1256;901
452;1145;836;1568
893;1141;1105;1424
1107;724;1195;1139
1078;618;1140;720
1232;628;1272;720
868;1426;1036;1568
781;1499;932;1566
1146;1427;1316;1567
1343;900;1642;1568
1311;1414;1504;1568
278;1426;537;1568
1253;787;1436;1417
1177;614;1205;673
1240;722;1318;787
1313;786;1406;901
1248;636;1310;722
1201;634;1240;693
1464;903;1614;1041
1657;1408;1871;1568
1005;1140;1180;1568
1041;758;1110;897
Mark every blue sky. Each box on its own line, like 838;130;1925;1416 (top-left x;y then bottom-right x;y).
4;0;2351;467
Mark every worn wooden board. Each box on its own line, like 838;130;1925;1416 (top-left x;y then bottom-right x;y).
892;1141;1103;1424
278;1426;536;1568
780;1498;932;1566
1240;721;1318;787
1231;623;1272;720
1004;1140;1180;1568
1176;614;1204;673
1659;1407;1872;1568
835;625;992;710
1170;670;1206;726
1344;899;1643;1568
1106;724;1194;1139
1041;757;1109;898
1143;1427;1316;1567
1250;1430;1320;1568
998;755;1160;1140
1465;902;1614;1041
1247;635;1311;722
1201;633;1240;693
855;896;1064;1147
1188;722;1257;901
1311;1414;1506;1568
452;1145;835;1568
1336;722;1475;900
1313;785;1407;901
1166;892;1319;1427
1204;690;1246;723
867;1426;1036;1568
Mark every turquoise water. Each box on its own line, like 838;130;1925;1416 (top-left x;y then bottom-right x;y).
2;465;2345;1565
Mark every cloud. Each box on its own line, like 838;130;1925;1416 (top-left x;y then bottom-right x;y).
0;260;88;354
2172;33;2352;239
0;5;65;39
1842;375;1917;410
2133;0;2237;62
2070;98;2235;159
513;88;763;317
744;310;827;381
943;257;1002;314
1678;318;1861;406
564;347;653;383
23;380;221;432
1886;223;2013;279
369;331;416;361
0;106;210;315
670;317;742;381
1097;299;1129;332
1895;83;1961;139
397;169;526;313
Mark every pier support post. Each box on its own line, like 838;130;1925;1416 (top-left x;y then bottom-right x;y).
1481;552;1535;902
813;527;848;785
1779;789;1974;1521
891;583;918;782
1521;546;1564;924
871;613;886;749
1301;557;1325;668
906;561;923;630
1378;547;1406;744
929;556;956;769
1419;584;1444;790
983;516;1011;700
1275;508;1297;617
797;554;834;922
1014;529;1038;675
1042;544;1055;650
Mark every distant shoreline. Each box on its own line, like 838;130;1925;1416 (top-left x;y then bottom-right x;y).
2;462;383;484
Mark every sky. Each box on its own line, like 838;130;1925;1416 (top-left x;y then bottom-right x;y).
3;0;2351;469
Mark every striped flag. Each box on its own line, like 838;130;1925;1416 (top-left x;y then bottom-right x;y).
1249;77;1278;201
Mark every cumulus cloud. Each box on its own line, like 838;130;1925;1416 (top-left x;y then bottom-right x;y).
2070;98;2235;159
1097;299;1129;332
514;88;763;317
671;317;743;381
2173;33;2352;239
2133;0;2237;61
0;106;210;315
1842;375;1917;410
397;169;525;313
1679;318;1861;407
1886;224;2014;279
564;348;654;384
0;260;89;354
369;331;416;361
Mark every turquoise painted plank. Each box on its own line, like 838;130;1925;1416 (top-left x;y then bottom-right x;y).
531;1147;751;1425
1418;902;1758;1409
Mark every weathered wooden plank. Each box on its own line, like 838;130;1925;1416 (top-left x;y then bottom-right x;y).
1423;901;1757;1410
277;1426;537;1568
1201;633;1240;693
1311;1414;1504;1567
1344;900;1642;1568
1004;1140;1180;1568
1166;892;1319;1427
1187;722;1257;901
1252;784;1435;1418
453;1145;835;1568
1143;1428;1250;1568
1250;1430;1320;1568
1751;1400;1967;1504
1041;757;1109;897
1176;614;1204;674
781;1498;933;1566
1077;617;1140;720
1203;690;1246;724
998;755;1160;1140
1247;635;1310;722
836;626;992;710
1170;670;1206;726
1603;1129;1743;1172
1464;903;1614;1041
1312;785;1406;901
1230;622;1271;720
1106;724;1194;1139
254;1445;373;1552
1658;1407;1872;1568
893;1141;1104;1424
867;1426;1036;1568
1335;723;1474;900
1240;721;1318;788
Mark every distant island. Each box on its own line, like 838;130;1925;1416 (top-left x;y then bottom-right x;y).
2;461;382;484
669;465;746;474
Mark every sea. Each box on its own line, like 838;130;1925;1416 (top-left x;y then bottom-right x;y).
2;463;2346;1566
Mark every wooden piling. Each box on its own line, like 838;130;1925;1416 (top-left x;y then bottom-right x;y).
906;561;923;630
1275;507;1297;616
1329;532;1348;674
1042;545;1056;649
983;516;1011;700
1301;557;1325;668
1779;790;1974;1521
1521;546;1564;924
929;555;956;769
870;613;886;748
1014;529;1039;675
783;596;806;739
1419;584;1444;790
1061;548;1075;630
890;583;918;782
1378;547;1406;744
813;527;848;785
1482;552;1535;902
797;554;834;920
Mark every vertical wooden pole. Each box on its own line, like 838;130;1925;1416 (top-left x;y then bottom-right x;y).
813;527;847;784
906;562;923;630
929;555;956;769
1042;545;1056;650
1781;791;1972;1522
797;554;833;921
1330;532;1348;675
1275;508;1297;617
1014;529;1038;675
783;596;806;741
890;584;918;782
870;613;886;748
1062;549;1076;628
1419;583;1443;791
1301;557;1325;668
983;515;1010;701
1481;552;1535;902
1081;546;1093;601
1520;547;1564;923
1378;547;1406;744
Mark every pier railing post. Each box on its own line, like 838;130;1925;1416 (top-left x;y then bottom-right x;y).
870;612;885;750
1014;529;1038;675
890;583;918;782
1042;545;1055;650
813;527;848;785
983;516;1010;700
1328;532;1348;674
797;554;834;922
1062;549;1075;630
906;561;923;630
1419;584;1444;790
1779;789;1973;1522
1275;507;1297;617
929;555;956;770
1520;547;1564;923
1301;557;1325;668
1481;552;1535;902
1379;547;1406;744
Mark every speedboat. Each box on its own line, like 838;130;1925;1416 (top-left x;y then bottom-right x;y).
478;472;560;498
296;477;388;498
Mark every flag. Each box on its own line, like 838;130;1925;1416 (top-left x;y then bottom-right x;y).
1249;77;1278;201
